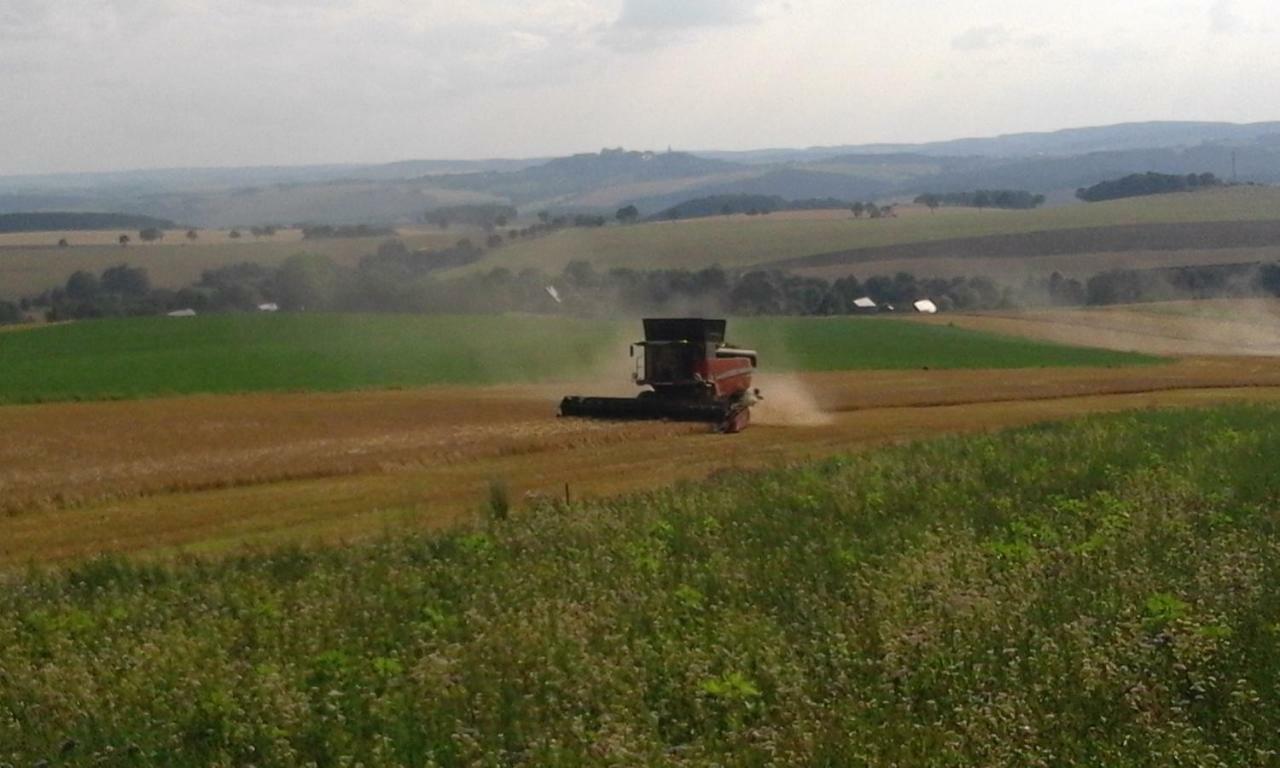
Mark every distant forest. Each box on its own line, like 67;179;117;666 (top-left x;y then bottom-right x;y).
1076;172;1223;202
0;212;176;233
913;190;1046;210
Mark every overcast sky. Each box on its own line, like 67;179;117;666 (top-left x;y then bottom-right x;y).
2;0;1277;174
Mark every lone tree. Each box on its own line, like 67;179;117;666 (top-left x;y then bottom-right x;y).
139;227;164;242
228;229;242;239
615;204;639;224
57;238;69;247
118;234;130;246
851;202;865;218
186;229;199;241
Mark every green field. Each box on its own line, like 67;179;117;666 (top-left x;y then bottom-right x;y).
735;316;1157;371
457;186;1280;275
0;314;1158;404
5;406;1280;764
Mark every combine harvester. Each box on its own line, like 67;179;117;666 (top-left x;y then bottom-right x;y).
560;318;762;433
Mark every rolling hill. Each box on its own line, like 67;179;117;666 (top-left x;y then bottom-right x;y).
453;186;1280;277
5;121;1280;228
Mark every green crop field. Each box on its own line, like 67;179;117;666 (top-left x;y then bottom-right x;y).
0;314;618;404
5;406;1280;764
0;314;1158;404
734;316;1158;371
456;186;1280;275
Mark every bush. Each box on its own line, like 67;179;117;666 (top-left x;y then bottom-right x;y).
0;300;21;324
486;479;510;521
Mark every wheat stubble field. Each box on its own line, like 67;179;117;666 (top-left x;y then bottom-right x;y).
5;350;1280;566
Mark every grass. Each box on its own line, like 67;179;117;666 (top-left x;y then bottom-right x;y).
0;313;1158;404
457;186;1280;275
4;405;1280;764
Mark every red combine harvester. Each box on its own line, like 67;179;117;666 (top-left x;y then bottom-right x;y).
560;318;762;433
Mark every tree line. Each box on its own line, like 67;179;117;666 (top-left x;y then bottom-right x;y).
650;195;859;221
1076;172;1223;202
914;190;1046;210
11;238;1280;326
0;212;175;234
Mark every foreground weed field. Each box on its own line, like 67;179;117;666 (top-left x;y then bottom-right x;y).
4;406;1280;765
0;313;1157;404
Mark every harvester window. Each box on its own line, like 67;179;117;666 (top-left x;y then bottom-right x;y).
644;343;694;385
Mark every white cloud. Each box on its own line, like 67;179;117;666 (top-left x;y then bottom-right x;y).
614;0;761;28
604;0;775;50
952;24;1049;52
1209;0;1241;34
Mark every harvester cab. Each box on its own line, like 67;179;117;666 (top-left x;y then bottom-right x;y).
560;318;761;433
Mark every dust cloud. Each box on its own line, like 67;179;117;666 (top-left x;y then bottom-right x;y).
752;373;832;427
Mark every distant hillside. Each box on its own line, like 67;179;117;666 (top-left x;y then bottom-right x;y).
0;212;176;233
629;168;891;214
5;121;1280;228
449;186;1280;276
0;158;544;195
696;121;1280;163
430;149;742;206
903;144;1280;196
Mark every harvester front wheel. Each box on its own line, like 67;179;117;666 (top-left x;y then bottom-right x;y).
720;408;750;434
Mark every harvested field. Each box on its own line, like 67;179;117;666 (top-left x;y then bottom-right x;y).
5;356;1280;566
452;186;1280;275
928;298;1280;356
795;246;1280;282
0;228;458;296
770;219;1280;276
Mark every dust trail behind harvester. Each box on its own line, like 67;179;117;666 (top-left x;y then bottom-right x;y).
751;373;833;427
731;318;833;427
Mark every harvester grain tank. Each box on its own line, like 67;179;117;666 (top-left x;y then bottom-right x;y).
560;318;762;433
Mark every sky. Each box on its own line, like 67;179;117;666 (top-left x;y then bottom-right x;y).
1;0;1277;174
